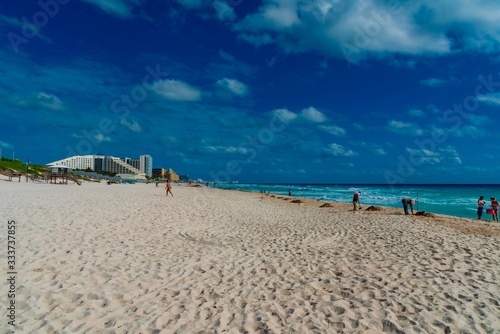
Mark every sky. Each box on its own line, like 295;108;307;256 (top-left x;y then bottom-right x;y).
0;0;499;184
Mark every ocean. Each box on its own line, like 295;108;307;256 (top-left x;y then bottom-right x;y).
217;183;500;219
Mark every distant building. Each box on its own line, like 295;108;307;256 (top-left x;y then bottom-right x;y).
152;167;180;181
48;154;151;179
140;155;153;178
122;157;140;170
50;155;94;170
166;168;179;182
152;168;167;179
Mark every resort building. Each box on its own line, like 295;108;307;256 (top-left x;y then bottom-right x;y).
152;168;180;181
166;168;180;182
122;157;140;170
49;155;95;170
140;155;153;178
48;154;153;178
152;168;167;179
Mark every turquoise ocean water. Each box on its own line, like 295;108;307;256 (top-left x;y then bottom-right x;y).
217;184;500;219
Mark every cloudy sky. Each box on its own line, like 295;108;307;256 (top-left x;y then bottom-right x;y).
1;0;499;184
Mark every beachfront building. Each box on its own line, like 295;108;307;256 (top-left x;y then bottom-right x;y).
49;155;95;170
152;168;180;181
48;154;151;179
166;168;179;182
140;155;153;178
152;168;167;179
122;157;140;170
122;155;152;177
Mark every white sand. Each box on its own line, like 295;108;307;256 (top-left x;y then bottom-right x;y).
1;178;499;333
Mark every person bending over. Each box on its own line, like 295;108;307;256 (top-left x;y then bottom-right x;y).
402;198;415;215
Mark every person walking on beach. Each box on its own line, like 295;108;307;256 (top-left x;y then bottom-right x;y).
477;196;485;220
165;180;173;197
402;198;415;215
288;189;292;196
490;197;499;222
353;192;360;211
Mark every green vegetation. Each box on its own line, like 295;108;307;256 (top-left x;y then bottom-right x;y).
0;157;49;177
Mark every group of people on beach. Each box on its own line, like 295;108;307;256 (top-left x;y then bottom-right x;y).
477;196;498;221
352;192;416;215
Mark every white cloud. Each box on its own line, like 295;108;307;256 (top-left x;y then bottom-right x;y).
468;114;490;126
372;148;387;155
213;0;237;21
216;78;249;96
327;143;357;156
478;92;500;106
406;148;441;164
121;119;142;132
406;146;462;165
271;108;297;123
237;0;300;31
300;106;326;123
234;0;500;62
319;125;346;136
432;124;486;139
420;78;448;87
82;0;142;18
205;145;248;154
94;133;111;142
153;79;202;101
37;92;64;110
408;109;425;117
386;120;424;136
449;125;485;138
0;140;13;149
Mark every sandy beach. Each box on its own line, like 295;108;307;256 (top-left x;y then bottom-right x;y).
1;178;499;333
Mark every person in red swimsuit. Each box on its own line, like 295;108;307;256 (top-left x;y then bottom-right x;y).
353;192;360;211
490;197;499;222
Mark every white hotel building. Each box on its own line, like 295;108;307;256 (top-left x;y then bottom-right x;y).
48;154;153;178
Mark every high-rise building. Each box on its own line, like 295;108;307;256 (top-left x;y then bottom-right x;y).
140;155;153;177
122;157;140;170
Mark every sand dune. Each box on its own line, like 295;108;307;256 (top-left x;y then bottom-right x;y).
1;179;499;333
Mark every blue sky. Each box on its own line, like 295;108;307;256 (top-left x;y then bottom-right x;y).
1;0;499;184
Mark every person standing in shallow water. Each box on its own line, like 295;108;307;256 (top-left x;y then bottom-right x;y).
477;196;485;220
